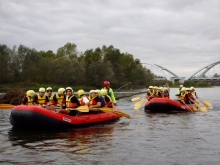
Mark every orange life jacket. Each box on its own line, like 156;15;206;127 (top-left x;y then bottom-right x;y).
90;96;98;105
66;95;78;108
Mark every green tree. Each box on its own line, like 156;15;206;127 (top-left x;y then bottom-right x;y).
57;42;77;59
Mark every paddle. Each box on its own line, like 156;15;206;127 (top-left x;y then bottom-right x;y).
131;97;141;102
134;98;147;110
189;100;199;111
177;99;194;113
99;107;130;119
72;106;89;112
0;104;15;109
189;99;207;113
197;97;212;109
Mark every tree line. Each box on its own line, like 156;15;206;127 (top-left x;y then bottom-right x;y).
0;43;154;88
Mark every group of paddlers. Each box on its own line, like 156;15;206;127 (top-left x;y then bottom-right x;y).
146;84;198;104
22;81;116;116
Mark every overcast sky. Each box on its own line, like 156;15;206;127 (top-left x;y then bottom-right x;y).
0;0;220;78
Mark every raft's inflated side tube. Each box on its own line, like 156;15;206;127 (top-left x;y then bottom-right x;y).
10;109;71;129
144;98;196;113
10;105;120;129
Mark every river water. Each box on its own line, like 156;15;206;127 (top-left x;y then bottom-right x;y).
0;88;220;165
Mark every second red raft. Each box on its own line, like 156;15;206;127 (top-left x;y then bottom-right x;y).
144;98;197;113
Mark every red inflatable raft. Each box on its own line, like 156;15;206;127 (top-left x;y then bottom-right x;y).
10;105;120;129
144;98;197;113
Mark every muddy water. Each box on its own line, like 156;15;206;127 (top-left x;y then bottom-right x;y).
0;87;220;165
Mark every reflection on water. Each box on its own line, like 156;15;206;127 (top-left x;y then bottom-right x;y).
0;88;220;164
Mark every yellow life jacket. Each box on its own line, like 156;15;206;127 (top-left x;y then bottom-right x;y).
66;95;77;108
47;95;53;102
180;92;186;102
27;97;33;105
149;90;154;98
37;95;47;105
55;94;64;106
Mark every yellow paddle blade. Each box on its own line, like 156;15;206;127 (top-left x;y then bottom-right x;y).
134;99;146;110
203;100;211;108
75;106;89;112
195;100;200;105
0;104;15;109
131;97;141;102
192;106;197;111
99;107;130;119
198;106;207;113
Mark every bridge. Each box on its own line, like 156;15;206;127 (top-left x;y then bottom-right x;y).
142;63;185;83
142;61;220;83
187;61;220;82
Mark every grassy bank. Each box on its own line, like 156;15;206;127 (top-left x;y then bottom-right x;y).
0;83;95;92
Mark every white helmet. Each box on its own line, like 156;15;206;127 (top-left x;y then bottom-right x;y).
66;87;73;92
39;87;45;93
46;87;52;91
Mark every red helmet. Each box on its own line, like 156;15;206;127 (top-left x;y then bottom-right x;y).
103;81;110;87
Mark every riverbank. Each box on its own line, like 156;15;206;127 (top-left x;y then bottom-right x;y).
0;83;95;93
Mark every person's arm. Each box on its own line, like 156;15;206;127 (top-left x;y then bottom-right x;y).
45;96;50;105
109;88;116;104
52;95;58;105
90;97;101;108
82;96;89;105
33;95;38;105
71;96;81;107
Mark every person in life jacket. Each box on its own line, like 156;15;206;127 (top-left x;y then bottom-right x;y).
58;87;81;116
190;86;198;99
186;88;196;103
101;89;113;108
177;85;183;95
157;87;163;98
33;87;50;108
89;90;101;112
95;89;105;107
153;86;159;97
52;88;66;109
22;90;35;105
178;87;190;104
46;87;53;103
77;89;89;106
146;86;154;101
103;81;116;105
163;87;170;98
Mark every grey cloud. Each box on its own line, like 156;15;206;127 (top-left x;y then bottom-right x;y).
0;0;219;77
